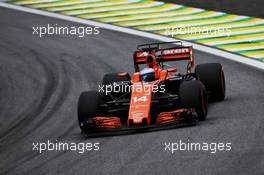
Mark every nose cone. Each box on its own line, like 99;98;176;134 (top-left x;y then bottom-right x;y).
129;112;148;127
128;83;155;127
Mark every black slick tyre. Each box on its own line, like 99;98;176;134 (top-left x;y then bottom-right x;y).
77;91;102;133
179;80;208;121
195;63;225;101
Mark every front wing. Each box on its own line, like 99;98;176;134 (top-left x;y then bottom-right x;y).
82;109;198;136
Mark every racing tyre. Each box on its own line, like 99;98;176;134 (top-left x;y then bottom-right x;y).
195;63;225;101
78;91;102;133
179;80;208;121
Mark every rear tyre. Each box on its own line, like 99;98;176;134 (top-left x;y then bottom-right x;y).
77;91;102;133
179;80;208;121
195;63;225;101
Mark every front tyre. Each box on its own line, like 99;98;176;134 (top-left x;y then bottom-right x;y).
179;80;208;121
77;91;102;133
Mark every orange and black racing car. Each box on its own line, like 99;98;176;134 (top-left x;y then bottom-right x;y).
77;41;225;134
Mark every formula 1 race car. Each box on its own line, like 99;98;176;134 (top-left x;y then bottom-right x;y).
78;41;225;134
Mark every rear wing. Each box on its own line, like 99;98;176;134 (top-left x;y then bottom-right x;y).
133;41;194;71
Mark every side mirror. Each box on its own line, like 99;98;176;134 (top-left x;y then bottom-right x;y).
117;72;129;77
167;68;177;72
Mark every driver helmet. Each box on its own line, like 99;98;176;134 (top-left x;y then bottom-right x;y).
140;67;155;82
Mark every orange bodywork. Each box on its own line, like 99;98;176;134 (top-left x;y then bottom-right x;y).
156;109;188;124
93;116;122;129
127;81;158;127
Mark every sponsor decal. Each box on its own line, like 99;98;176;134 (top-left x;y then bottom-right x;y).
162;48;190;55
137;51;149;57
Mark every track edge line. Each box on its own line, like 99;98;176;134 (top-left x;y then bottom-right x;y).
0;2;263;71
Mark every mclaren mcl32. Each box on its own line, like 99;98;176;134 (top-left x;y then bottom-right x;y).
78;41;225;134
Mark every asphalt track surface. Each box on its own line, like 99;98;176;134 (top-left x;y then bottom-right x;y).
0;7;264;175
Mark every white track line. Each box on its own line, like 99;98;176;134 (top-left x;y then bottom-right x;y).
81;5;183;19
98;9;205;23
63;1;164;15
117;12;226;27
14;0;61;5
29;0;106;8
224;46;264;52
0;2;263;70
45;0;141;11
176;28;264;40
200;36;264;45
